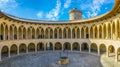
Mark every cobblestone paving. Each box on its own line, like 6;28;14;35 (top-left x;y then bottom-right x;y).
0;52;102;67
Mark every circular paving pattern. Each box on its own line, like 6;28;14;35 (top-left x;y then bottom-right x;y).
0;52;102;67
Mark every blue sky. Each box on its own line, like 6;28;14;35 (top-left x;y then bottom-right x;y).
0;0;115;20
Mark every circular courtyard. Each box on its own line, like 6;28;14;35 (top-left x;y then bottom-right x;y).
0;52;103;67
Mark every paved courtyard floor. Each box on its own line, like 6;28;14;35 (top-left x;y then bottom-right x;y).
0;51;120;67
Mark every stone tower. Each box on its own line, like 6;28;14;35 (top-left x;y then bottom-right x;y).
69;8;82;20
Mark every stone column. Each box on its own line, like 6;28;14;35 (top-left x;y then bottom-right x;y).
0;49;2;61
17;28;19;40
115;21;118;40
71;29;72;39
53;29;54;39
106;46;109;57
8;28;10;40
106;24;108;39
102;26;104;39
66;29;68;39
111;24;113;39
13;27;15;40
35;45;37;52
21;28;23;39
97;27;99;39
62;44;64;51
80;28;81;39
88;28;90;38
53;44;55;51
80;44;81;52
71;44;73;52
35;29;37;39
44;43;46;51
8;49;10;58
89;45;91;53
26;29;28;39
75;29;77;38
98;46;100;55
93;27;95;39
17;46;19;55
3;26;5;40
115;50;118;62
84;28;86;39
62;29;63;39
26;46;28;54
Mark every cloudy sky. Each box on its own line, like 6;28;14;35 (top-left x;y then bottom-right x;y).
0;0;115;20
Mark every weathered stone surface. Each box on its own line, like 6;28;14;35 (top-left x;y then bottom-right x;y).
0;52;102;67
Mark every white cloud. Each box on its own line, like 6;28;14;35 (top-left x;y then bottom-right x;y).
64;0;71;8
80;0;114;18
37;11;43;18
46;0;61;20
0;0;18;11
87;0;105;18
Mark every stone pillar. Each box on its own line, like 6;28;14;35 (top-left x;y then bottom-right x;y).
0;50;2;61
26;29;28;39
80;44;81;52
35;45;37;52
17;28;19;40
106;46;109;57
53;29;54;39
62;29;63;39
71;29;72;39
30;29;32;39
115;21;118;40
84;28;86;39
17;46;19;55
93;27;95;39
53;45;55;51
106;24;108;39
62;44;64;51
75;29;77;38
13;27;15;40
80;28;81;39
115;50;118;62
3;26;5;40
35;29;37;39
111;24;113;39
98;46;100;55
66;30;68;39
8;49;10;58
97;27;99;39
8;28;10;40
102;26;104;39
44;44;46;51
21;28;23;39
88;28;90;38
71;44;73;52
89;45;91;53
26;46;28;54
